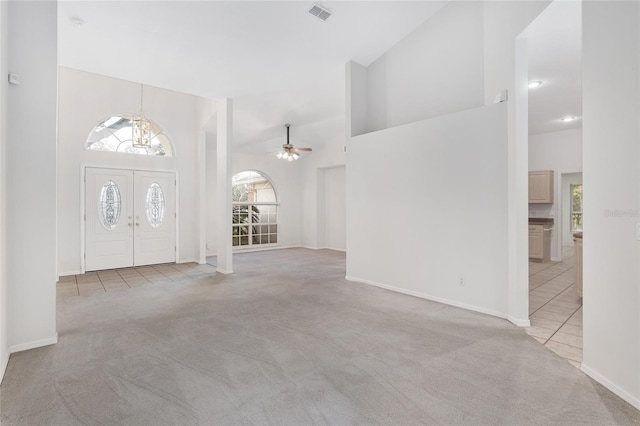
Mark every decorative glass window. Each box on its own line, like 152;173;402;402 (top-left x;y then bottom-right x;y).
146;183;166;229
98;180;122;230
86;115;173;156
571;184;583;232
232;171;278;247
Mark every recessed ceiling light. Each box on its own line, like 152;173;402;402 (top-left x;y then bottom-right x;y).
560;116;578;122
70;17;84;28
528;81;543;89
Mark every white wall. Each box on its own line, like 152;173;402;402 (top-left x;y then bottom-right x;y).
58;67;204;274
321;166;346;251
366;1;485;133
582;0;640;409
0;0;8;380
7;1;58;352
528;127;583;260
300;123;347;249
483;1;551;105
347;103;508;318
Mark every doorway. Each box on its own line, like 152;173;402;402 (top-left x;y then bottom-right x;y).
85;167;176;271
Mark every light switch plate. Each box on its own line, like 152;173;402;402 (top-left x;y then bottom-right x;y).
8;73;21;85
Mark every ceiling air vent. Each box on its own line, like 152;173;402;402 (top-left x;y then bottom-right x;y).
308;4;332;22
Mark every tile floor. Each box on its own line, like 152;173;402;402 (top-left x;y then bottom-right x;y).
527;245;583;368
57;262;218;298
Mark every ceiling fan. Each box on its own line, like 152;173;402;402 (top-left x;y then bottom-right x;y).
276;124;312;161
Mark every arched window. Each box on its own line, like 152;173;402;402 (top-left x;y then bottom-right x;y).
86;114;174;156
232;170;277;247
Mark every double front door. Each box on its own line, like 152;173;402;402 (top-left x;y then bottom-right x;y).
85;168;176;271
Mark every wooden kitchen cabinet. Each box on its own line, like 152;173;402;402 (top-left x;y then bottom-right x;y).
528;225;544;260
529;170;554;203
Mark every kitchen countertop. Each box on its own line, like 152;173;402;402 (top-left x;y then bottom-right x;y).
529;218;554;224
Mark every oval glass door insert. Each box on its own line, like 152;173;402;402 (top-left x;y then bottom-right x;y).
146;182;165;229
98;180;122;230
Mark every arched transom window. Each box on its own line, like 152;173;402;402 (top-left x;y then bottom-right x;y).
86;115;174;157
232;170;278;247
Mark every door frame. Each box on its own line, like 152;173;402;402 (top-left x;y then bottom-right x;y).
80;164;179;274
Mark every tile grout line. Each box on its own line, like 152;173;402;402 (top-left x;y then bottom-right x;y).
543;304;582;346
529;264;574;292
529;279;576;316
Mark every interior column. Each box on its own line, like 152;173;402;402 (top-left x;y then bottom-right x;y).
216;98;233;274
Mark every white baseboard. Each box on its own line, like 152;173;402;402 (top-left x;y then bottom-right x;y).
178;258;197;264
301;246;346;252
216;268;233;274
0;350;8;385
508;316;531;327
58;270;80;277
9;334;58;354
232;245;299;254
345;275;509;321
581;363;640;410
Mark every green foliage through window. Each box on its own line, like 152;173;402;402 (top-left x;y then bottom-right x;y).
232;171;277;247
571;184;583;232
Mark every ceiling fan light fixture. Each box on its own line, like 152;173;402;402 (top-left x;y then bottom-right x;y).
277;124;311;161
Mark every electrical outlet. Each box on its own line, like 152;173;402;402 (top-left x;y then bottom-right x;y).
458;276;464;286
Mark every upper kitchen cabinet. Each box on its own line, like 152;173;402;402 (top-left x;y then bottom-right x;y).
529;170;554;203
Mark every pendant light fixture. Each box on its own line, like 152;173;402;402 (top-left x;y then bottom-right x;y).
132;84;151;148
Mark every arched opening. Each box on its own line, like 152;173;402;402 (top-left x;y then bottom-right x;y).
232;170;278;248
86;114;174;156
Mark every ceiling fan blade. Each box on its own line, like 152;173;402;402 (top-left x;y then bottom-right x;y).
296;147;312;152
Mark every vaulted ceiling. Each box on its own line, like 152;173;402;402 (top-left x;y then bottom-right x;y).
58;1;447;151
58;1;581;150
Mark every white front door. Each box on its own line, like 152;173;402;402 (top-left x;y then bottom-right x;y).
133;170;176;267
85;168;176;271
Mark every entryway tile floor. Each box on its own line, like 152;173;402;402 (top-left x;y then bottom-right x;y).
57;262;218;298
527;246;583;368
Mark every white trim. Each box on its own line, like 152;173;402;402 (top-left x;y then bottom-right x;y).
9;334;58;354
323;247;346;252
345;275;509;321
58;270;81;277
0;351;8;385
232;244;299;254
508;316;530;327
301;246;347;253
177;258;197;264
217;268;233;274
581;363;640;410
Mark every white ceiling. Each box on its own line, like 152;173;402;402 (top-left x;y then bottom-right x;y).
58;1;580;146
525;1;582;135
58;1;447;150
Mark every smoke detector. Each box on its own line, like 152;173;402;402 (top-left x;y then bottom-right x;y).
308;4;332;22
